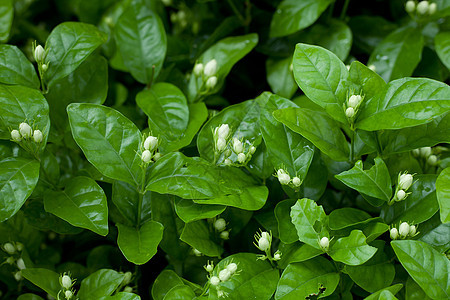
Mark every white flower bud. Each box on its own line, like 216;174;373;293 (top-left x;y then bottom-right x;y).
19;122;32;139
216;124;230;139
217;290;225;298
204;59;217;77
33;129;43;143
144;136;158;151
237;153;246;163
417;1;429;14
193;248;202;256
278;172;290;185
428;2;437;14
15;242;23;251
141;150;152;163
224;158;232;166
398;173;413;191
193;63;203;76
14;271;22;281
220;231;229;240
405;0;416;13
427;155;438;166
205;76;218;89
3;243;15;254
412;148;420;157
214;218;226;232
122;271;132;285
216;137;227;152
153;152;161;161
419;147;432;157
124;287;133;293
399;222;410;237
16;258;25;270
345;107;355;118
64;290;73;299
205;263;214;273
292;177;301;187
261;231;271;241
61;274;72;289
249;146;256;154
161;0;172;6
396;189;406;201
210;276;220;286
224;149;232;158
219;269;231;281
274;251;282;260
409;225;417;236
348;95;362;108
258;237;270;251
34;45;45;63
390;227;399;240
226;263;237;274
319;237;329;251
346;65;350;70
42;64;48;72
10;130;21;142
232;138;243;154
368;64;376;72
6;257;14;265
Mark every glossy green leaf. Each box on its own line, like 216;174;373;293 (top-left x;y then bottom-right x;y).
174;198;225;223
0;157;39;222
290;198;327;249
356;78;450;131
67;103;142;186
99;293;141;300
209;253;279;300
391;240;450;299
180;220;223;257
0;0;13;42
0;45;39;88
269;0;332;38
274;107;349;161
406;276;433;300
187;34;258;102
417;214;450;253
266;57;297;98
78;269;125;300
114;0;166;84
329;230;377;265
329;208;373;230
381;175;438;225
363;222;390;242
335;158;392;203
21;268;61;298
349;61;386;104
152;270;185;300
368;26;424;82
163;285;196;300
364;284;404;300
292;43;349;123
436;167;450;223
0;84;50;140
44;22;107;87
112;180;152;226
435;32;450;70
43;176;108;236
275;256;339;299
277;242;323;269
275;199;298;244
17;294;45;300
116;221;163;265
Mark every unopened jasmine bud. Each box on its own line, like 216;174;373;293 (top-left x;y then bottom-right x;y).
277;169;290;185
210;276;220;286
368;64;376;72
249;146;256;154
427;155;438;166
218;269;231;282
419;147;432;157
11;130;21;142
141;150;152;163
346;65;350;70
161;0;172;6
193;248;202;256
14;271;22;281
274;250;282;260
214;218;226;232
144;136;158;151
224;149;232;158
237;153;246;163
258;237;270;251
232;138;243;154
34;45;45;63
122;272;132;285
346;107;355;118
33;129;43;143
261;231;271;241
19;122;32;139
42;64;48;72
412;148;420;157
348;95;362;108
390;227;398;240
292;177;301;187
224;158;232;166
396;189;406;201
16;258;25;270
61;274;72;289
226;262;237;274
64;290;73;299
124;287;133;293
204;59;217;77
3;243;15;254
206;76;218;89
216;124;230;139
153;152;161;161
205;262;214;272
216;137;227;152
409;225;417;236
417;1;429;14
319;237;329;251
428;2;437;14
15;242;23;251
6;257;14;264
399;222;410;237
193;63;203;76
399;173;413;191
405;0;416;13
220;230;229;240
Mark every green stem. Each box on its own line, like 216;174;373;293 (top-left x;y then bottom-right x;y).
227;0;245;24
350;129;355;162
340;0;350;20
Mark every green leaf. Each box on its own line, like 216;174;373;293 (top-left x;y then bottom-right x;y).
180;220;223;257
275;199;298;244
44;22;107;88
329;230;377;266
187;34;258;102
21;268;61;298
163;285;196;300
116;221;164;265
275;256;339;299
152;270;185;300
274;107;350;161
43;176;108;236
0;45;40;88
67;103;142;187
0;0;13;42
112;180;151;226
17;294;45;300
0;84;50;140
356;78;450;131
335;158;392;203
436;167;450;223
349;61;387;104
364;284;404;300
78;269;125;300
329;208;373;230
114;0;166;84
269;0;332;38
391;240;450;299
277;242;323;269
290;198;327;249
174;198;225;223
0;157;39;222
435;32;450;70
209;253;279;300
381;175;439;225
368;26;424;82
99;293;140;300
406;276;432;300
417;214;450;253
292;43;349;123
266;57;297;98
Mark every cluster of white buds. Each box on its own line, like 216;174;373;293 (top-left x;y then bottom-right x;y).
412;146;439;167
193;59;218;91
1;242;25;281
214;218;230;240
318;236;330;252
390;172;414;204
140;135;161;164
213;124;230;154
212;124;256;166
33;41;50;75
253;230;282;262
406;1;437;15
274;168;302;189
170;9;188;28
390;222;418;240
208;261;239;298
11;122;43;144
58;273;75;300
344;94;364;122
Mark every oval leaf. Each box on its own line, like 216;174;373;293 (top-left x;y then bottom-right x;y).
328;230;377;266
0;45;40;88
78;269;125;300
